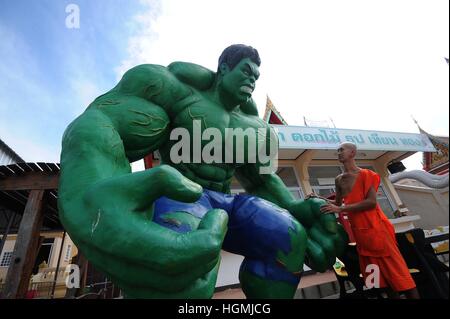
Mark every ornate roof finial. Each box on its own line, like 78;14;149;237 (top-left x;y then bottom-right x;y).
411;115;426;134
263;95;287;125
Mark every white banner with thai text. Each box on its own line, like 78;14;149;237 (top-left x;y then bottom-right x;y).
271;125;436;152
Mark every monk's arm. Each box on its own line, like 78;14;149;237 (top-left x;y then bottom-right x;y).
341;187;377;213
333;176;343;206
320;186;377;214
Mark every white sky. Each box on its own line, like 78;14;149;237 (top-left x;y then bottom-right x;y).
121;0;449;171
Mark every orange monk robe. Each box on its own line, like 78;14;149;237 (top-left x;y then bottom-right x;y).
343;169;416;292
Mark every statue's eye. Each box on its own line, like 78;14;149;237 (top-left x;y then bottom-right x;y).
243;69;250;76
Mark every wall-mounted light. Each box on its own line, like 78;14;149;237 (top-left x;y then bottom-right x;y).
387;161;406;174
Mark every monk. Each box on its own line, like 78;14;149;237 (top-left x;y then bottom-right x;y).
319;142;420;299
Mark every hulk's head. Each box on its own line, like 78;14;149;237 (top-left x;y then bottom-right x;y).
217;44;261;104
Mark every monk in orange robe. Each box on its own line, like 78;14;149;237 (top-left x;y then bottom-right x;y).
320;142;420;299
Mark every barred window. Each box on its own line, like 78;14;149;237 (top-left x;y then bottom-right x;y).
0;251;13;267
230;166;304;199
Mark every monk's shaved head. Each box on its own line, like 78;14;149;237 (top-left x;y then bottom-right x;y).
337;142;357;163
339;142;357;152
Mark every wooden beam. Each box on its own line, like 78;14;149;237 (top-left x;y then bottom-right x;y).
6;164;25;175
16;162;34;173
47;163;59;172
37;162;52;173
0;172;58;191
0;166;14;177
1;190;47;299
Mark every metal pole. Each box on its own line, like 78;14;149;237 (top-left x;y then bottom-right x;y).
50;231;66;299
0;211;16;257
104;276;108;298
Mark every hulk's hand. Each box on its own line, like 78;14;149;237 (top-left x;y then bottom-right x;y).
287;198;348;272
61;165;228;298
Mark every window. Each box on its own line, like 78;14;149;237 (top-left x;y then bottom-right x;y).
308;165;395;218
32;238;54;274
308;166;341;199
374;185;395;218
276;166;303;199
37;238;54;265
276;167;300;188
0;251;13;267
230;166;304;199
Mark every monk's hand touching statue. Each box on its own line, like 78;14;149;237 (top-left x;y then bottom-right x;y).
287;197;348;272
320;203;343;214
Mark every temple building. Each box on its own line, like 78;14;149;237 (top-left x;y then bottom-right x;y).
419;125;449;175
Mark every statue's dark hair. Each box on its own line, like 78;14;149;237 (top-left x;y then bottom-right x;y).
218;44;261;72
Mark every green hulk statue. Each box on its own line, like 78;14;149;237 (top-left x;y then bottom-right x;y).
59;44;347;298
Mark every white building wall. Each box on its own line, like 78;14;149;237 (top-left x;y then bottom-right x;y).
395;185;449;230
216;251;244;287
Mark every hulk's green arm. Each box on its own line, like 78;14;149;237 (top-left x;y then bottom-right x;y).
234;123;290;207
234;164;295;209
235;162;348;272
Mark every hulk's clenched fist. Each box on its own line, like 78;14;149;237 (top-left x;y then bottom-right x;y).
59;44;347;298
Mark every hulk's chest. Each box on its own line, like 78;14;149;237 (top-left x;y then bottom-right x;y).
162;92;270;165
170;93;266;136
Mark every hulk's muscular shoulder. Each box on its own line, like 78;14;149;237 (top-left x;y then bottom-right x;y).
93;63;257;118
107;64;193;113
63;64;182;164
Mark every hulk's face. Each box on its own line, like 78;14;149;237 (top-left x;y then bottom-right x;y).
220;58;260;103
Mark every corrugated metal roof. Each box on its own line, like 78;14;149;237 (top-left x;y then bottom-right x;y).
0;162;61;231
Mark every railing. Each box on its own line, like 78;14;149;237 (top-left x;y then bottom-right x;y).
1;268;123;299
34;267;67;281
30;267;69;298
75;281;121;299
0;267;69;299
